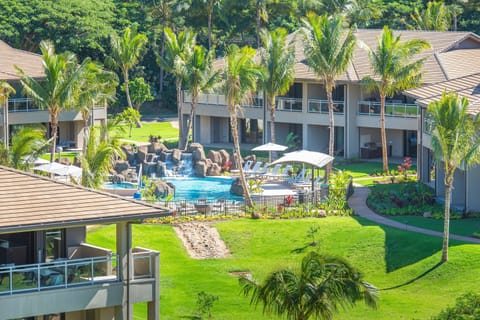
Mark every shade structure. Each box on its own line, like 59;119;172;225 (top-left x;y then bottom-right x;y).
252;142;288;162
269;150;334;191
35;162;82;178
33;158;50;165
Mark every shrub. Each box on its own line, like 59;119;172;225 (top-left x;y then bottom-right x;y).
432;292;480;320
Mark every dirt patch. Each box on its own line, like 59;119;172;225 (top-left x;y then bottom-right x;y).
174;222;231;259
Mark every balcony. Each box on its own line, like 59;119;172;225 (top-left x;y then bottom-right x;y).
424;115;434;134
4;98;40;113
183;92;262;108
358;101;419;118
308;99;344;114
276;97;302;112
0;255;119;295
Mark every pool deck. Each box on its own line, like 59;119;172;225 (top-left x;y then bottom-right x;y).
260;181;298;196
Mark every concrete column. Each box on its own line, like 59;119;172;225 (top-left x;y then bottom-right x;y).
147;252;160;320
115;222;132;320
302;82;309;149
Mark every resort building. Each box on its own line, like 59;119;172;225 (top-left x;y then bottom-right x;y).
0;40;107;150
182;29;480;160
0;165;169;320
405;73;480;212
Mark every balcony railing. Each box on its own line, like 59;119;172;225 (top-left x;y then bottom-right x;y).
132;247;158;280
0;255;118;295
183;92;262;108
358;101;419;118
308;99;344;114
5;98;40;112
276;97;302;112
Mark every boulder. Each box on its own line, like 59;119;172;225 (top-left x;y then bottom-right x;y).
192;146;206;163
194;160;208;177
143;162;157;176
207;163;222;176
114;161;130;174
230;178;244;196
219;149;231;165
155;161;166;177
171;149;182;164
152;180;175;198
148;142;169;154
136;148;147;164
208;150;222;165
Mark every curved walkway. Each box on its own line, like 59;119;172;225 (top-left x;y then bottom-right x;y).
348;186;480;244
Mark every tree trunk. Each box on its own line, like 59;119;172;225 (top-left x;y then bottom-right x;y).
442;172;453;262
124;69;133;109
256;5;261;48
176;79;184;149
230;105;253;208
49;114;58;178
326;85;335;180
3;98;8;151
269;97;276;144
380;93;389;172
159;28;166;95
207;3;213;49
82;118;89;156
182;93;197;151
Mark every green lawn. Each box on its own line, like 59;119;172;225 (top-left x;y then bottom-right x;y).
87;218;480;319
118;121;179;143
389;216;480;238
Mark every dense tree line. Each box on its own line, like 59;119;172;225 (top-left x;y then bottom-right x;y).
0;0;478;110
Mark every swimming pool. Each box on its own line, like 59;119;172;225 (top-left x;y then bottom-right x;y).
165;176;242;201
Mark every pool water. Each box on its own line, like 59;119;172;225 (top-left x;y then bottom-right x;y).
165;176;241;201
103;182;138;190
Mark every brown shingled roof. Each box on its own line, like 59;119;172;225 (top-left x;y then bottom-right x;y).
0;41;44;80
0;166;170;233
214;29;480;85
404;72;480;114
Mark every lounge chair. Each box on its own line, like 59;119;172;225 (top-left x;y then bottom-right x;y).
262;164;282;179
245;161;263;176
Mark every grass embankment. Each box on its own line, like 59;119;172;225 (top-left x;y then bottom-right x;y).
88;218;480;319
117;121;179;143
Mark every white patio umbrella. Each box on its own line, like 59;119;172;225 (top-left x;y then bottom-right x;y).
35;162;82;178
252;142;288;162
269;150;334;190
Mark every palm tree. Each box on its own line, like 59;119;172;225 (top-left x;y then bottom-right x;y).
301;13;356;177
409;1;452;31
80;126;125;189
77;62;118;154
202;0;221;49
428;92;480;262
362;26;430;172
160;27;196;149
0;127;50;171
182;45;220;150
108;25;147;112
0;81;15;150
17;41;88;163
240;251;379;320
259;28;295;145
222;45;262;208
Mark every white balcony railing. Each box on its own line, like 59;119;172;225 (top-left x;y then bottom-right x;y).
308;99;345;114
183;91;262;108
0;255;119;295
132;247;158;280
5;98;40;112
358;101;419;118
276;97;302;112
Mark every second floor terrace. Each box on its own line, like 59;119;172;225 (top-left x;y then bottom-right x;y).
184;92;419;119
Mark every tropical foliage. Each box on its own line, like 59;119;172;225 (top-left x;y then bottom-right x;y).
240;251;378;320
221;44;262;208
302;13;356;177
259;27;295;144
0;127;50;171
361;26;430;172
432;292;480;320
428;92;480;262
17;41;88;163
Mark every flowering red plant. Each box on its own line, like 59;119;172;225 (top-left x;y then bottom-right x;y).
284;195;294;206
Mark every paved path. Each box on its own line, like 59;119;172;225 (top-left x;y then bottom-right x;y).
348;186;480;244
